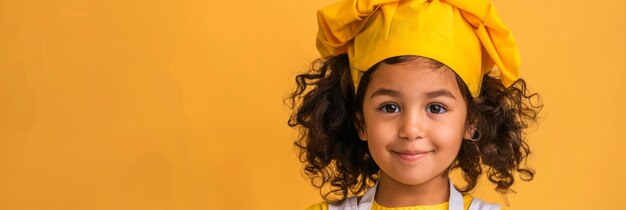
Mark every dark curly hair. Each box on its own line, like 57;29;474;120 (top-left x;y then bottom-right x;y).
286;54;543;204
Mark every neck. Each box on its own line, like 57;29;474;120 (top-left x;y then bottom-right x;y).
374;171;450;207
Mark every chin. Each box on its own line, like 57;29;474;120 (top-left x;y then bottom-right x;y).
388;171;439;186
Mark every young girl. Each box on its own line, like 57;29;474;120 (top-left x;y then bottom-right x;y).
288;0;542;209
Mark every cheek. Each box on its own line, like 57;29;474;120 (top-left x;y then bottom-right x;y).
366;121;395;139
434;126;463;141
364;118;396;155
430;118;466;151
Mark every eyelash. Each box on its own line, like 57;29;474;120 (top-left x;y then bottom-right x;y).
378;103;448;114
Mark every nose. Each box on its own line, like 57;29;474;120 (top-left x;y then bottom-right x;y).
398;108;426;141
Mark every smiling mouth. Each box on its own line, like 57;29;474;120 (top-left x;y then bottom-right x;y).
392;151;431;162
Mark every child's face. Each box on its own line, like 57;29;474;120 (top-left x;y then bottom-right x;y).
357;57;474;186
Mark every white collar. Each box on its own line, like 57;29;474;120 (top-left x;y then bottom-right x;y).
355;178;465;210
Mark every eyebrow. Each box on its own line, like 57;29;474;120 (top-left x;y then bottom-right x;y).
425;89;457;100
369;88;457;100
369;88;401;99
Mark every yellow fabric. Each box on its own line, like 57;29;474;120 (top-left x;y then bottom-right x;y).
305;194;508;210
316;0;521;98
370;194;474;210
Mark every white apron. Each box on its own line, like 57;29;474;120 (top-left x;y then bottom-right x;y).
328;179;501;210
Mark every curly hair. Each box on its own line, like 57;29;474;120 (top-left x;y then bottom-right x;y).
286;54;543;204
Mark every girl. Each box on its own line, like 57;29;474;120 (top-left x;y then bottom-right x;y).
287;0;542;209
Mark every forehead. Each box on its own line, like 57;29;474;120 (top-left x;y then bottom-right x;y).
366;57;462;99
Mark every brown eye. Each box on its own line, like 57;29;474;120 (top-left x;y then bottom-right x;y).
379;104;400;113
427;104;447;114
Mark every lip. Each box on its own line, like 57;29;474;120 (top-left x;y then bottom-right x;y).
392;150;431;162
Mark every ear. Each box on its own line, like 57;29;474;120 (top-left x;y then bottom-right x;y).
463;125;474;140
354;112;367;141
463;118;478;140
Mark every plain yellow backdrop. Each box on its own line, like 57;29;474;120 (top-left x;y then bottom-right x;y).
0;0;625;209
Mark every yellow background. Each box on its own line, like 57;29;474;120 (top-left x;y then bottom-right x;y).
1;0;624;209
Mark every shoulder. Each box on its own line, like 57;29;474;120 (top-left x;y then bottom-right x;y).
306;196;359;210
464;194;505;210
462;194;475;210
305;201;328;210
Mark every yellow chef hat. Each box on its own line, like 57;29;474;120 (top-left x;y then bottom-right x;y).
316;0;521;98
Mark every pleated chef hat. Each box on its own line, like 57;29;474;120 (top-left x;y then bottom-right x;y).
316;0;521;98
